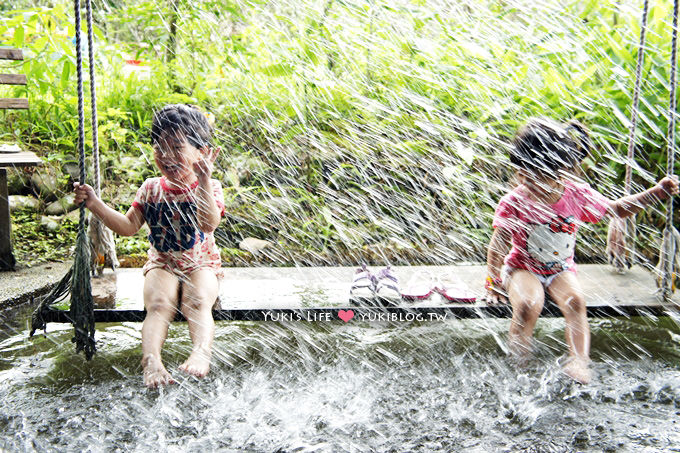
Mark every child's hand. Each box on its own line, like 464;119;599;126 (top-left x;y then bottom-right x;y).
194;147;220;183
483;277;508;305
73;182;97;208
654;175;680;200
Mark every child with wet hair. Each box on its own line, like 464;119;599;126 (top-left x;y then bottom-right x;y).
485;117;678;384
74;104;225;388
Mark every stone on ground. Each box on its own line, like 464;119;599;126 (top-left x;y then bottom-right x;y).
92;271;117;309
239;237;273;255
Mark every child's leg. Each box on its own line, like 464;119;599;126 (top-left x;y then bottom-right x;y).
178;268;218;378
546;271;591;384
141;268;180;388
507;270;545;357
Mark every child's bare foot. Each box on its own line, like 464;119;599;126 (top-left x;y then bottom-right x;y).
508;335;533;365
179;349;211;378
509;351;531;369
562;357;592;384
142;354;176;388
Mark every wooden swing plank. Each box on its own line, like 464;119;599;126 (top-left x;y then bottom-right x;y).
40;304;671;324
0;151;42;167
39;264;679;323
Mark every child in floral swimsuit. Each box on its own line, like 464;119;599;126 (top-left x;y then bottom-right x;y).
75;104;225;388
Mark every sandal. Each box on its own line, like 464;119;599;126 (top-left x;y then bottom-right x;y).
349;264;376;305
434;273;476;303
375;266;401;305
400;271;436;301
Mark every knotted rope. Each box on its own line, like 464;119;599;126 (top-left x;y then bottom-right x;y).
659;0;680;301
85;0;118;275
607;0;649;273
30;0;96;359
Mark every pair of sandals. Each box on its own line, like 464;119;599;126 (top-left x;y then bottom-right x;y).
350;266;477;305
349;265;401;306
400;271;476;303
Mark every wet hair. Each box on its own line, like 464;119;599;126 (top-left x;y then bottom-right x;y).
151;104;213;150
510;117;591;178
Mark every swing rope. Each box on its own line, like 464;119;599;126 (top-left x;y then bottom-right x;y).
625;0;650;196
84;0;118;274
608;0;649;273
659;0;680;301
30;0;96;360
85;0;99;197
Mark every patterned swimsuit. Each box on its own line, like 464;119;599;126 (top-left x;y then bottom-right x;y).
493;180;611;276
131;177;225;279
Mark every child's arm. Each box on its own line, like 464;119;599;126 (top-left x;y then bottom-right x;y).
486;227;511;304
73;182;144;236
608;176;679;218
193;147;222;233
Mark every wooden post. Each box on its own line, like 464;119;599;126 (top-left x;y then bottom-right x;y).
0;169;16;270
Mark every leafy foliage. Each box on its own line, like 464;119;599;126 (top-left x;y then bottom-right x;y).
1;0;678;266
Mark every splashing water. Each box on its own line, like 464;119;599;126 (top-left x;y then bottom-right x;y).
71;0;677;268
2;304;680;451
3;0;680;450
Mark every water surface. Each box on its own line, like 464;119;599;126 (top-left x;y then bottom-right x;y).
1;304;680;452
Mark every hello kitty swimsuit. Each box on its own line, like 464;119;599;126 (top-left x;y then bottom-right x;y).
493;180;610;286
132;177;225;279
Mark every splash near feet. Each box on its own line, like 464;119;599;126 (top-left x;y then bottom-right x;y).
562;357;592;385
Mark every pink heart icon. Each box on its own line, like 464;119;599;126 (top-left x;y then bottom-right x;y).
338;310;354;322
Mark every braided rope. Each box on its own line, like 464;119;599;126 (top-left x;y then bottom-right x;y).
661;0;679;300
31;0;98;356
75;2;85;193
71;0;96;359
84;0;118;274
613;0;650;272
625;0;650;195
85;0;100;196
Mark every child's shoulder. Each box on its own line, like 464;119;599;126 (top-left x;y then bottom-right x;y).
563;179;602;197
494;187;527;215
564;179;588;190
498;185;525;203
135;177;163;195
140;176;162;186
133;177;163;203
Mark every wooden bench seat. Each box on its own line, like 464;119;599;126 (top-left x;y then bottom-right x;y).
40;265;679;323
0;48;42;271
